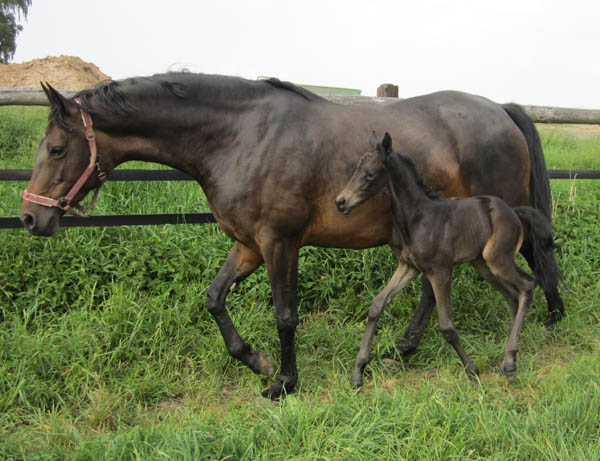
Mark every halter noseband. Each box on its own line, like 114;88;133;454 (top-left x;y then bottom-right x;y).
21;98;107;218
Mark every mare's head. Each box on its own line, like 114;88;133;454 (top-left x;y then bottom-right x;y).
335;131;393;215
20;83;108;236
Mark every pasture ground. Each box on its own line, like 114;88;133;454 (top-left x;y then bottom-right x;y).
0;107;599;460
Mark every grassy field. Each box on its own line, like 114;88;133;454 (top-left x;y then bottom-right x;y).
0;106;599;460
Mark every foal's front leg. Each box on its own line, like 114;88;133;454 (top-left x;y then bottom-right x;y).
392;277;436;357
352;263;418;387
427;268;480;380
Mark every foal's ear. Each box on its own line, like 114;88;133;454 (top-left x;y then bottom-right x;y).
381;132;393;156
41;82;77;117
369;130;379;150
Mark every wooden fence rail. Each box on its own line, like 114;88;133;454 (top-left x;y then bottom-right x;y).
3;87;600;125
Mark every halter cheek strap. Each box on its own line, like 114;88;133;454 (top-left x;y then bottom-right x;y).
21;98;107;218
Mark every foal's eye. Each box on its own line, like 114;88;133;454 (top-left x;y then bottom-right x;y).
366;172;376;181
48;146;66;158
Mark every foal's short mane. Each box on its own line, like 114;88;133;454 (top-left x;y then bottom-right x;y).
388;151;440;200
49;73;326;128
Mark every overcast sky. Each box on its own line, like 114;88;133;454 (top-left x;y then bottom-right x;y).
12;0;600;109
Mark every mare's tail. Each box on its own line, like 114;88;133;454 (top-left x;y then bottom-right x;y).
503;104;563;301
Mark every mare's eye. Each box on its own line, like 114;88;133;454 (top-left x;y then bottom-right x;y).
49;146;66;158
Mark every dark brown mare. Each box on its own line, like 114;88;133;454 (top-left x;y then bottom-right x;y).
336;132;557;387
20;73;563;399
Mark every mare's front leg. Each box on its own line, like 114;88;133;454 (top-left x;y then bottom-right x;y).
206;242;275;377
352;263;418;387
260;237;300;400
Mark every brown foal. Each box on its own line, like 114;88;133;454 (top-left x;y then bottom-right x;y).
336;132;557;387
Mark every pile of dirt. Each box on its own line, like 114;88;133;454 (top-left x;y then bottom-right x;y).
0;55;111;90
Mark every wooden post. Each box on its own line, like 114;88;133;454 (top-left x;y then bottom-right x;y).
377;84;399;98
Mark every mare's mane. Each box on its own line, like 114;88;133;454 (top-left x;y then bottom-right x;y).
49;73;326;128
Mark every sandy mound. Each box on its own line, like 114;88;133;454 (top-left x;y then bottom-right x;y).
0;55;111;90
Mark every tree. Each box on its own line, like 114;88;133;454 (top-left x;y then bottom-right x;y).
0;0;31;64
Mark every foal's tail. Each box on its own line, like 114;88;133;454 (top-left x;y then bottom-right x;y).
514;206;561;284
514;207;558;250
503;104;563;293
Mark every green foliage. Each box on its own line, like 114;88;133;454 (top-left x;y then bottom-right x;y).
0;106;46;165
1;109;599;459
0;0;31;63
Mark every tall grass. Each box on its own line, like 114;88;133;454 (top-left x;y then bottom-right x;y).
1;107;599;460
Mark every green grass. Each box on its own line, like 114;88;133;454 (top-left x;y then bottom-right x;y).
1;107;599;460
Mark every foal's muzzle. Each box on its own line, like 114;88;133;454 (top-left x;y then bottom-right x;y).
335;195;354;215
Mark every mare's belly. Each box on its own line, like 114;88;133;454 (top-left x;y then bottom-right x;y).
302;195;392;249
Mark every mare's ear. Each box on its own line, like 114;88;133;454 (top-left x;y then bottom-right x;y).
381;132;393;156
41;82;77;117
369;130;379;150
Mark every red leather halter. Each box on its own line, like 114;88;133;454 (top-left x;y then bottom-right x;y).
21;98;107;218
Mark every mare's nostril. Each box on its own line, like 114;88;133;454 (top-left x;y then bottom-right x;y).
21;212;36;230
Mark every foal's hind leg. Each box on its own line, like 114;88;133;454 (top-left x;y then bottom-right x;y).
206;242;275;378
486;258;535;379
488;261;535;379
471;258;519;331
352;263;418;387
427;268;480;380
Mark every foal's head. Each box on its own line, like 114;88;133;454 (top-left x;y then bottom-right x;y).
335;131;392;215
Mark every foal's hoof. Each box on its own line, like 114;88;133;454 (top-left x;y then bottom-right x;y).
350;372;364;389
498;363;516;381
383;340;417;360
466;365;481;383
256;350;275;377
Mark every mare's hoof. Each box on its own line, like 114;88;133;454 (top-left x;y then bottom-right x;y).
261;384;283;401
257;350;275;377
261;376;296;401
544;316;561;330
544;307;564;330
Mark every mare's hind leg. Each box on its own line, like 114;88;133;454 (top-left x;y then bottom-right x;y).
427;268;480;380
206;242;275;378
352;263;418;387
